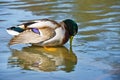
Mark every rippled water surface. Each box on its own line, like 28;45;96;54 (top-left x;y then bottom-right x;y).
0;0;120;80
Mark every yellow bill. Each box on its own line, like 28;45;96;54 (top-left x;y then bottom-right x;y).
70;36;74;47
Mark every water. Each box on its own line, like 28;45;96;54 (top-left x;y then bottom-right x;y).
0;0;120;80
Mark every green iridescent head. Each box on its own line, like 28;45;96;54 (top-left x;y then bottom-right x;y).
63;19;78;46
63;19;78;36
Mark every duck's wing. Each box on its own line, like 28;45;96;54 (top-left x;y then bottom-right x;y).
9;27;55;45
7;19;61;36
20;19;60;29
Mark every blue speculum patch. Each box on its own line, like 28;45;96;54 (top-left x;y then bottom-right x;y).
31;28;40;34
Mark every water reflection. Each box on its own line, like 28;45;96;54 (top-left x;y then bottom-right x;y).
0;0;120;80
8;46;77;72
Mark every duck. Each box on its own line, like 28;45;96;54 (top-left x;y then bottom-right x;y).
6;19;78;46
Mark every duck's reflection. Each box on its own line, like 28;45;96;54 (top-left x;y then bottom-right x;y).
8;46;77;72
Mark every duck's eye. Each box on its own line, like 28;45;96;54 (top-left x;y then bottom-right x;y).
31;28;40;34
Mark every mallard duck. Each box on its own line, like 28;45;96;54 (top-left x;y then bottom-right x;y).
6;19;78;46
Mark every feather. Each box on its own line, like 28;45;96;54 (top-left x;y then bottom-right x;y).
27;19;60;29
9;28;55;45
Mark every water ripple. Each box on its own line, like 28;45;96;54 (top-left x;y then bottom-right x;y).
0;0;120;80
